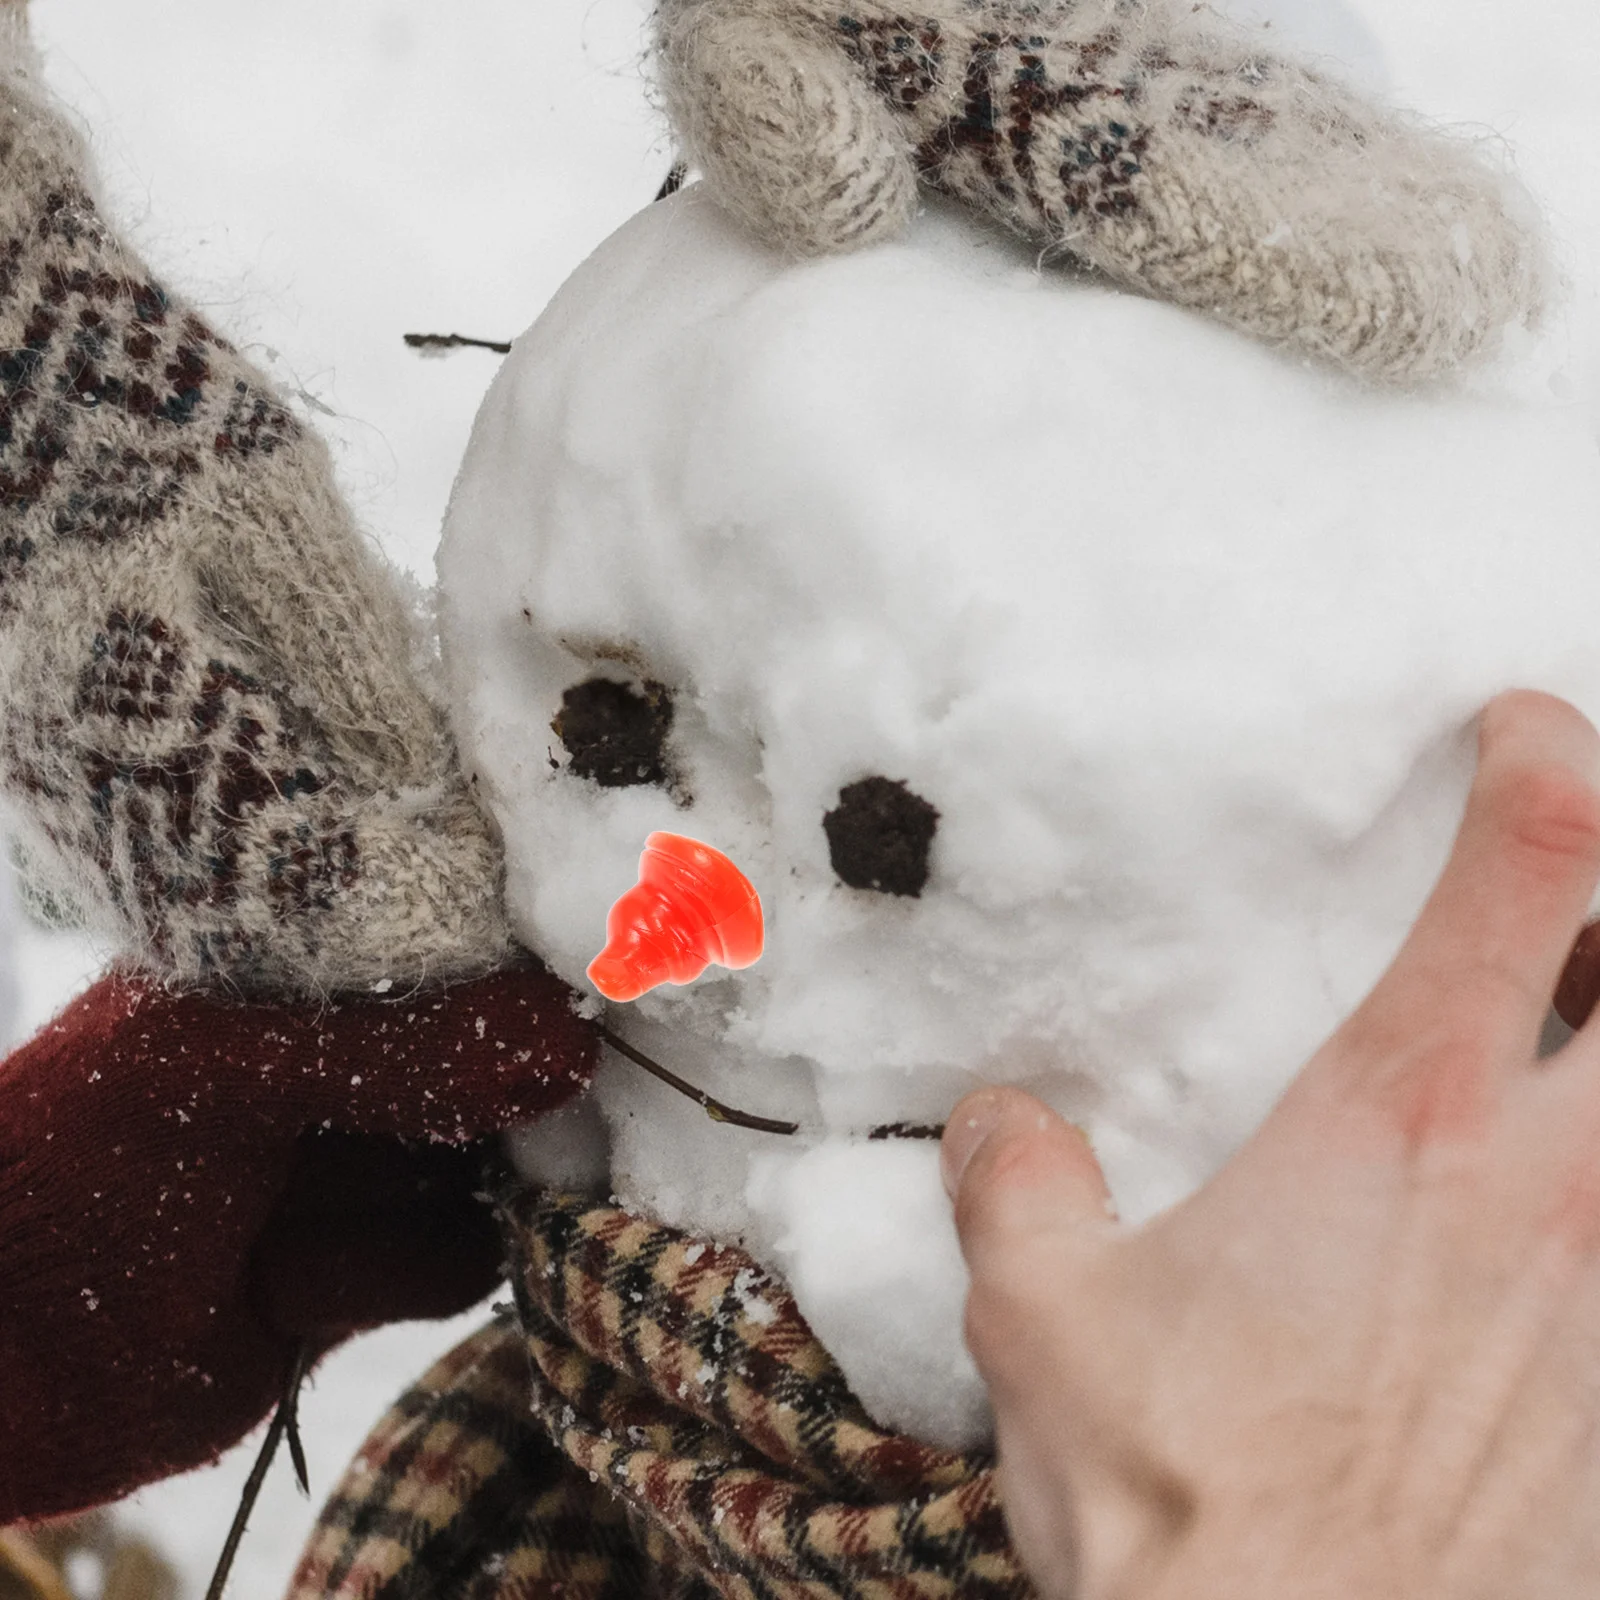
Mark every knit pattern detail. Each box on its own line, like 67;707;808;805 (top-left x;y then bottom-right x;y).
289;1190;1031;1600
0;24;510;991
657;0;1544;380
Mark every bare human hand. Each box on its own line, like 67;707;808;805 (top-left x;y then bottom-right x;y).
944;690;1600;1600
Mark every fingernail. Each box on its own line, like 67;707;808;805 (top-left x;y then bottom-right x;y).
941;1089;1007;1198
1481;691;1600;789
1555;918;1600;1029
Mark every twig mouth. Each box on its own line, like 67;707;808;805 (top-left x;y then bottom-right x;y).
598;1023;799;1135
596;1023;945;1141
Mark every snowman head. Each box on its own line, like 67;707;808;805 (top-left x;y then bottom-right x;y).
438;188;1600;1447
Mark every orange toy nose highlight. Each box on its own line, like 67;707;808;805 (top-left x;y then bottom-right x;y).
587;833;764;1002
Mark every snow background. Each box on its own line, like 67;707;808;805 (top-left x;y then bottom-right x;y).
7;0;1600;1592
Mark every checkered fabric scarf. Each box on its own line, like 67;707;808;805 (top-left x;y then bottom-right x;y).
290;1189;1033;1600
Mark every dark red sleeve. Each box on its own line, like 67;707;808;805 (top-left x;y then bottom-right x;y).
0;964;598;1525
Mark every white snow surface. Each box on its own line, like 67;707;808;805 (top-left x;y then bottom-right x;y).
440;37;1600;1446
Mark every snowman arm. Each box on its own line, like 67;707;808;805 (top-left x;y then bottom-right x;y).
0;14;510;992
658;0;1543;378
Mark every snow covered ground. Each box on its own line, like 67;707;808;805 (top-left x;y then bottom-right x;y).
10;0;1600;1591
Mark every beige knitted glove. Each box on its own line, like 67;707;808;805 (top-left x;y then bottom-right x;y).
658;0;1543;380
0;12;510;992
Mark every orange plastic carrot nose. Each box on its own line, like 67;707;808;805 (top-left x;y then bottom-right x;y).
587;833;764;1002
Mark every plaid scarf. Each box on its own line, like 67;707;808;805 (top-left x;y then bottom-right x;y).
289;1190;1033;1600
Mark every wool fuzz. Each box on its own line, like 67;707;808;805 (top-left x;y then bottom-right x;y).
657;0;1543;379
0;15;509;992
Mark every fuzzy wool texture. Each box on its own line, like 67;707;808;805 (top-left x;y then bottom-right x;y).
0;14;510;993
657;0;1542;379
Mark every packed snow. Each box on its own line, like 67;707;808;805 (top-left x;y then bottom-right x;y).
440;8;1600;1447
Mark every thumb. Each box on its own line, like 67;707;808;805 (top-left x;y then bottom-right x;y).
944;1088;1116;1419
943;1087;1115;1272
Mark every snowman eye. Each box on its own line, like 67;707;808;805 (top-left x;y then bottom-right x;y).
823;776;939;896
552;676;674;787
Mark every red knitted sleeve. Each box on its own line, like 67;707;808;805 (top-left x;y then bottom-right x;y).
0;963;598;1524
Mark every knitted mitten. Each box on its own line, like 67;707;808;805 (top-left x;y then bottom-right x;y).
0;11;508;993
0;964;598;1525
657;0;1543;379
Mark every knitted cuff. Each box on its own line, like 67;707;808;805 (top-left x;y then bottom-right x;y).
0;19;509;993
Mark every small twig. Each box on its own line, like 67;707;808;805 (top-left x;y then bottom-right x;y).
599;1024;800;1135
867;1121;946;1141
402;332;513;355
283;1364;310;1496
656;161;689;202
598;1026;949;1142
406;165;682;361
204;1339;314;1600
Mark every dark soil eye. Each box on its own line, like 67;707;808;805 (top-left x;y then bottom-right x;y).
823;776;938;896
552;677;673;787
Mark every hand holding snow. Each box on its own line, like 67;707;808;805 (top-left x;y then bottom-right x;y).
944;695;1600;1598
439;187;1600;1448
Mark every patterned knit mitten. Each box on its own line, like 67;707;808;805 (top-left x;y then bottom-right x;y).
0;12;509;993
657;0;1543;379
